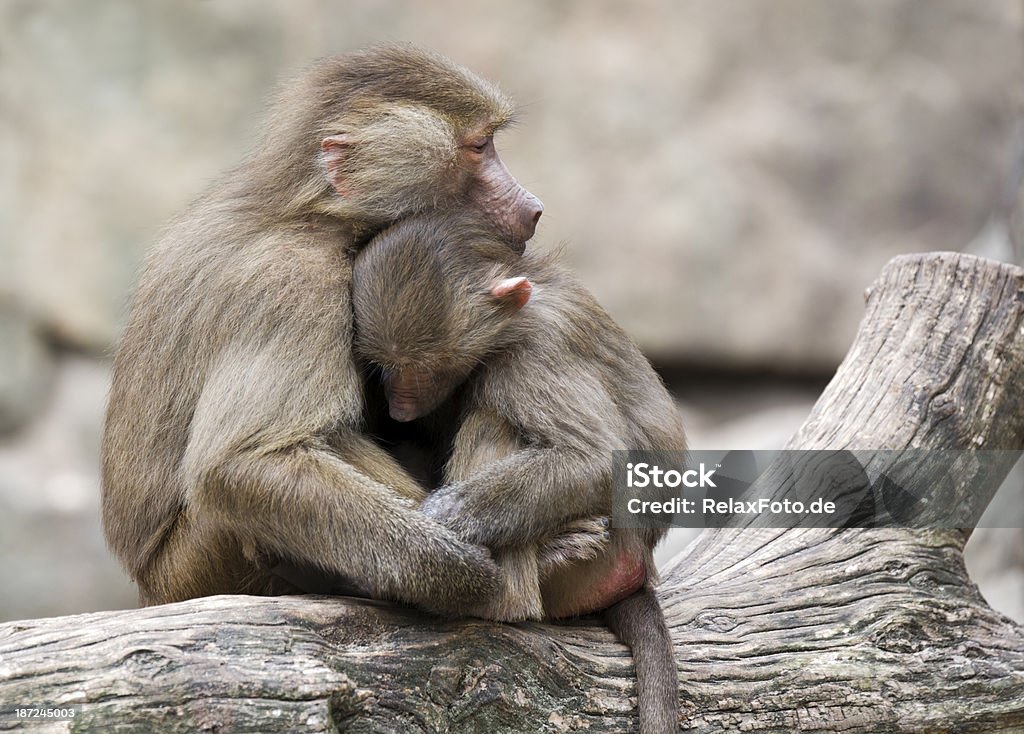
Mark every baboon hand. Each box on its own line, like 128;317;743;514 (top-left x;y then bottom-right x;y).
537;517;610;577
420;483;468;528
419;482;500;544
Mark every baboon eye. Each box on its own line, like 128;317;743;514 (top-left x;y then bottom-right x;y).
468;136;490;153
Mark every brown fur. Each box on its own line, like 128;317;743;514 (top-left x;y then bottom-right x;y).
352;211;684;733
101;45;542;614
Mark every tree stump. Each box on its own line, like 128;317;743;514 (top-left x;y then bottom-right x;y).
1;252;1023;733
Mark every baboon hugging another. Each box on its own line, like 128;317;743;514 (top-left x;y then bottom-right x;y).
102;45;542;611
101;45;682;733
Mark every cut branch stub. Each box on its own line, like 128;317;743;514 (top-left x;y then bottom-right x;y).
793;252;1024;452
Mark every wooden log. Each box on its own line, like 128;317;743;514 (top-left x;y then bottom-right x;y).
1;252;1023;733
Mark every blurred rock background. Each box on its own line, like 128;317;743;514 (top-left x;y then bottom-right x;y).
0;0;1021;623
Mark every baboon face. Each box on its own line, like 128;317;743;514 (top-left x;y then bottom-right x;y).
353;213;534;423
382;364;469;424
380;275;530;423
321;116;542;247
457;129;543;248
309;48;543;246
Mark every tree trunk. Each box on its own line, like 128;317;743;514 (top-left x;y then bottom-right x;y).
2;252;1023;733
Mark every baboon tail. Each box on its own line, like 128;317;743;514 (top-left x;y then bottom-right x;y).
603;585;678;734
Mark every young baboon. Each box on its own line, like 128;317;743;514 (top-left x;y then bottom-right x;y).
101;46;544;613
352;212;684;734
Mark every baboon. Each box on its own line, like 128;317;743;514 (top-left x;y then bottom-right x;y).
101;46;545;613
352;212;684;734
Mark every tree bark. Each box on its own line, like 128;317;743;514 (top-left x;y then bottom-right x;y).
2;252;1023;733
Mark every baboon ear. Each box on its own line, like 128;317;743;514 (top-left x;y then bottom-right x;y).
321;135;353;195
491;276;532;310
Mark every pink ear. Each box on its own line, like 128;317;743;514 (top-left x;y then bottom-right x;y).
491;276;532;310
321;135;352;195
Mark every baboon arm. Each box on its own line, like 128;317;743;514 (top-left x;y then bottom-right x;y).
425;408;612;548
177;342;496;615
190;439;498;615
331;431;429;504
